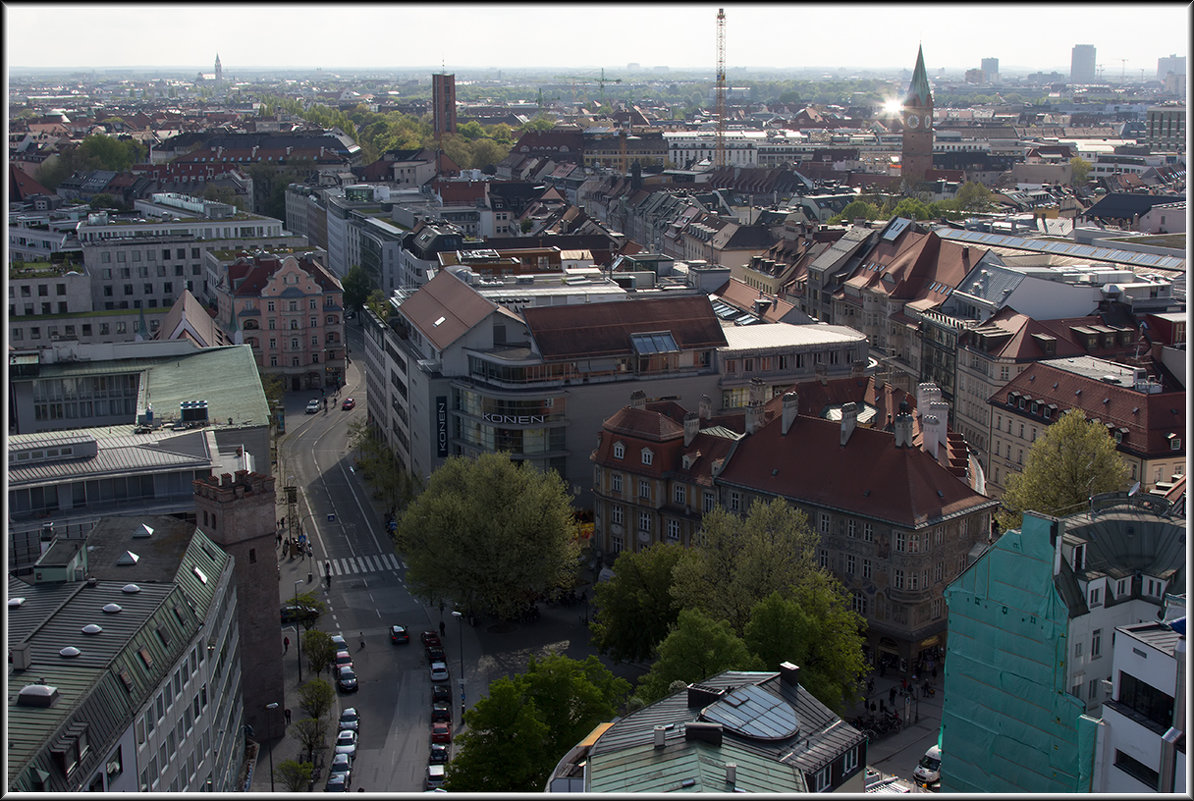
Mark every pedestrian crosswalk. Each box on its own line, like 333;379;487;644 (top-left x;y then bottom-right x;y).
321;553;403;577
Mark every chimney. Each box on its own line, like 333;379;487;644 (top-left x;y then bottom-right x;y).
630;390;646;410
684;721;723;746
688;684;724;708
921;413;940;457
840;401;858;446
653;725;668;749
749;377;766;406
11;642;32;671
699;394;712;421
726;763;738;787
781;392;799;435
779;661;800;686
673;409;697;446
745;401;764;435
926;400;950;462
893;409;914;447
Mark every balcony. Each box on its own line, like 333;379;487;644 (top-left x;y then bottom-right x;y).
886;586;933;604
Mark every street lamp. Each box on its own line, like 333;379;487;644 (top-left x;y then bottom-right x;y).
293;580;304;683
264;702;279;792
451;610;465;719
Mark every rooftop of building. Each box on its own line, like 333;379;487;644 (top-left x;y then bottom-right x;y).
719;321;866;352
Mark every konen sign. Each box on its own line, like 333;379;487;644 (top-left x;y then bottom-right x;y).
482;413;546;425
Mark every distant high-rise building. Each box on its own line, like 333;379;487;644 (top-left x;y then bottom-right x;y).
215;53;222;83
432;73;457;137
1157;53;1186;79
1071;44;1096;83
901;45;934;188
981;57;999;84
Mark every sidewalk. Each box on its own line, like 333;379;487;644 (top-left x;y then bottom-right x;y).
847;670;943;784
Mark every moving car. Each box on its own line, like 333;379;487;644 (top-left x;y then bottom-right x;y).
429;661;449;682
431;701;452;723
913;744;942;788
334;729;358;762
306;398;322;414
338;707;360;733
337;665;359;693
430;721;452;744
429;743;450;764
390;625;410;644
341;397;355;410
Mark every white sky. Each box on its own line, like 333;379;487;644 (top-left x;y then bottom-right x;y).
4;2;1190;75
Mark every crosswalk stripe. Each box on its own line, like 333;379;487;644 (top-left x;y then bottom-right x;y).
321;554;403;576
364;555;379;573
336;558;349;575
385;553;400;571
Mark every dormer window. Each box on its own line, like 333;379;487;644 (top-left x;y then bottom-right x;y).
641;448;654;466
613;441;625;459
1169;433;1182;451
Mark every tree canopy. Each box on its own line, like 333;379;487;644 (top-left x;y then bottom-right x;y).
394;452;581;621
340;264;373;312
635;608;760;705
590;542;686;663
996;408;1130;532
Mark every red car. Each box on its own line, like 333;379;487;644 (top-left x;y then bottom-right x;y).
431;721;452;744
341;397;355;410
421;631;442;649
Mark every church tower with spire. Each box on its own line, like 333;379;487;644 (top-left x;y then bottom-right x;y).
214;53;223;84
901;45;934;188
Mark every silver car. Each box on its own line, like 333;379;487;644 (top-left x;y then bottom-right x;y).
429;661;449;682
334;729;358;762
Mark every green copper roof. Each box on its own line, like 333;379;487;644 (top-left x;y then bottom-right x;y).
906;45;932;106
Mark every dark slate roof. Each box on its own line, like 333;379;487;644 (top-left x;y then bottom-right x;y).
524;295;727;361
1084;192;1180;221
905;45;933;107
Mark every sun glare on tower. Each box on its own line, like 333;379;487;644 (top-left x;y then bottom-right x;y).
882;97;903;115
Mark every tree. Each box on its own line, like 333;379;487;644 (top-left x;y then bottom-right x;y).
832;199;881;224
290;591;326;631
471;138;508;172
275;759;314;792
1070;156;1092;185
303;630;336;677
742;584;867;714
518;654;630;757
292;717;328;764
671;499;819;633
953;180;993;211
395;453;580;621
996;408;1130;532
890;197;933;220
259;368;285;412
340;264;373;312
590;542;685;663
635;608;760;705
297;678;335;722
443;679;551;792
521;114;557;132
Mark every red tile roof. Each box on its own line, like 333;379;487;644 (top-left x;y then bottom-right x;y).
843;228;977;305
9;163;53;201
523;296;727;361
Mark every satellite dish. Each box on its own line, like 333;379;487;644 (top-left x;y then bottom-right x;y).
1128;481;1141;496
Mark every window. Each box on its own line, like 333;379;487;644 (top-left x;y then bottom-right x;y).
729;491;741;512
1114;750;1160;787
703;492;716;513
639;479;650;499
638;511;651;533
667;519;680;541
934;561;943;583
862;559;872;579
1118;671;1174;729
611;473;622;493
1091;629;1102;658
814;765;831;792
893;569;905;589
895;531;906;552
846;554;856;574
673;484;686;505
1089;587;1102;606
641;448;653;465
819;549;829;568
847;520;857;538
852;592;868;615
106;745;124;781
843;745;858;773
819;513;830;534
613;441;625;459
611;505;623;525
863;523;874;542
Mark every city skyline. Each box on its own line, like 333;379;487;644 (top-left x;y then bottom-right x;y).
4;2;1190;77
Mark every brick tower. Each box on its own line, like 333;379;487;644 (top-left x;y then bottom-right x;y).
193;470;283;739
901;45;934;189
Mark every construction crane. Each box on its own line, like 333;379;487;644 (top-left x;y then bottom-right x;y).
551;68;621;102
715;7;727;169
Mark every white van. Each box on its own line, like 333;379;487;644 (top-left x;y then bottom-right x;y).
425;764;446;790
912;744;941;787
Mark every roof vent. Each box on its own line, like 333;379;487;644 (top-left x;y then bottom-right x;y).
82;624;103;635
654;724;669;748
9;597;27;608
59;647;82;658
103;603;123;613
11;642;32;670
685;721;724;746
121;584;141;594
117;551;140;566
134;523;155;538
17;684;60;708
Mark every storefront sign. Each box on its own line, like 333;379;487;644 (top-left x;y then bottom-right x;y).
482;413;546;425
436;396;448;457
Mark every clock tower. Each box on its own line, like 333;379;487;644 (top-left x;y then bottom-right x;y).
901;45;934;188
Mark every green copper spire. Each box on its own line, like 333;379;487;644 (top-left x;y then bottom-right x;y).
905;45;932;107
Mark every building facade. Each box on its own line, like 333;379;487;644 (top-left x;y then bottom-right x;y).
901;46;935;188
432;73;457;137
1071;44;1097;83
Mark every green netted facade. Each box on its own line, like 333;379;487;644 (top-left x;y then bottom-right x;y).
940;512;1099;792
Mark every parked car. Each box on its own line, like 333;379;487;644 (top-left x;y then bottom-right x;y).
431;721;452;744
425;764;445;790
330;752;353;776
325;771;350;792
390;625;410;644
334;649;354;669
341;397;355;410
421;631;442;648
425;645;446;664
429;743;450;765
330;633;348;651
334;729;358;761
429;661;449;682
913;744;942;788
431;683;452;704
338;707;360;734
431;701;452;723
280;604;316;625
337;665;359;693
306;398;321;414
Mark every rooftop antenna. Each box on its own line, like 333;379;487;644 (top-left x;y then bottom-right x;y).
715;7;726;169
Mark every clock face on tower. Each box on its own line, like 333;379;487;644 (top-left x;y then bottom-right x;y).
925;114;932;129
907;114;919;129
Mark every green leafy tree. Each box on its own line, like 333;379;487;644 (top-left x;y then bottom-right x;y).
291;717;328;764
444;680;551;792
76;133;146;171
521;114;558;132
297;678;335;722
275;759;314;792
831;199;882;224
471;138;507;171
519;654;630;757
458;120;487;141
1069;156;1092;185
89;193;123;210
996;409;1130;532
953;180;993;211
289;591;326;631
395;453;580;621
890;197;933;220
303;630;336;677
590;542;685;663
636;608;760;705
340;264;373;311
671;499;819;633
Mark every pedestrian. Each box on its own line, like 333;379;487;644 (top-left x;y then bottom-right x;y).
284;636;290;654
359;632;365;650
277;531;283;547
284;708;292;725
889;686;897;706
932;665;938;680
439;620;446;637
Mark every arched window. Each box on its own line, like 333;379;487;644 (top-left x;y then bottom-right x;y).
613;441;625;459
641;448;654;466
